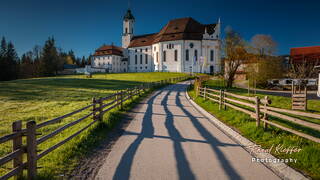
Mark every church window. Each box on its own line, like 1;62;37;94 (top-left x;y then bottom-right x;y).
174;50;178;61
145;54;148;64
135;49;137;53
154;46;156;51
195;50;198;61
163;51;166;62
145;48;148;52
140;54;142;64
135;55;137;64
140;49;142;52
156;52;159;62
189;43;194;48
186;49;189;61
125;28;128;34
210;50;214;61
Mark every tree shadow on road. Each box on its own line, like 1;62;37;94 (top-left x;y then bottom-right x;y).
175;84;242;180
161;90;196;180
112;90;163;180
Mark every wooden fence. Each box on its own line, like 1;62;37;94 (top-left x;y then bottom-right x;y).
291;83;307;111
196;86;320;144
0;76;189;180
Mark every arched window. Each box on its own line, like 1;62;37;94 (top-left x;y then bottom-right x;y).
135;55;137;64
174;50;178;61
186;49;189;61
210;50;214;61
194;50;198;61
156;52;159;63
163;51;166;62
125;28;128;34
140;54;142;64
145;54;148;64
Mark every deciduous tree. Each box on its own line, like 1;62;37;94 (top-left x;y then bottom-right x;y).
223;28;248;87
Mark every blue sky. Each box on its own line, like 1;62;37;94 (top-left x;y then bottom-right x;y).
0;0;319;58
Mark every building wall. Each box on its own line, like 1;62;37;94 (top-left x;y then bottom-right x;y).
128;45;153;72
93;55;126;73
126;38;221;73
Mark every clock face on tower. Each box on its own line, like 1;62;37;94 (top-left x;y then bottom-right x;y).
189;43;194;48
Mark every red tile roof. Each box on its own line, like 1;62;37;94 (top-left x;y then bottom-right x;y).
290;46;320;63
290;46;320;56
128;17;216;48
93;45;123;56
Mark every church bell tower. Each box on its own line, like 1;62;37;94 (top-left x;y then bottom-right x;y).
122;9;135;48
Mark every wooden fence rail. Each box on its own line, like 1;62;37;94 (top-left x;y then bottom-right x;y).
196;86;320;144
0;76;189;180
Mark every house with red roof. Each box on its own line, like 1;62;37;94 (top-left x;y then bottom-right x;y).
290;46;320;64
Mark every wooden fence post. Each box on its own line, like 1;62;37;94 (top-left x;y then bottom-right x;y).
92;97;97;121
12;120;23;180
120;90;123;110
263;96;269;130
26;121;37;179
223;89;227;110
204;86;207;100
255;96;260;127
98;98;103;121
219;89;222;110
304;86;307;111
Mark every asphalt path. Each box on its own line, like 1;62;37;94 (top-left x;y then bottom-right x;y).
96;82;280;180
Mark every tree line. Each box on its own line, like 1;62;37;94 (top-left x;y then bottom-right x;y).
0;36;91;81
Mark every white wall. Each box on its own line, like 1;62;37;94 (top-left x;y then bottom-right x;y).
128;46;153;72
93;55;127;73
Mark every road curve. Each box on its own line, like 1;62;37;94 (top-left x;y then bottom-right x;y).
96;82;280;180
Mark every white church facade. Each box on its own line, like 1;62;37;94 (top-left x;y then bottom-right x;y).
92;9;222;74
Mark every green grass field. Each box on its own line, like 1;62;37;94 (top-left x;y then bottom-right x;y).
0;72;187;179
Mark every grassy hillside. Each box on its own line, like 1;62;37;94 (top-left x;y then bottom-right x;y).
0;72;187;178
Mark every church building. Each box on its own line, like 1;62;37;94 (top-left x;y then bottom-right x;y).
92;9;222;74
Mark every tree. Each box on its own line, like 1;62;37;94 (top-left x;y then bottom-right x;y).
0;37;7;80
68;50;76;64
223;28;248;88
289;57;319;79
247;56;284;87
0;39;19;81
87;54;92;65
40;37;59;76
81;56;86;67
251;34;277;56
246;34;282;87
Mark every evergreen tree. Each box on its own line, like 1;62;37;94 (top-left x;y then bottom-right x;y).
87;54;92;65
6;42;19;80
0;37;7;80
40;37;59;76
81;56;86;67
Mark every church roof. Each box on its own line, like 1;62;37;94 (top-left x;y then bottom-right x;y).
94;45;123;56
123;9;135;21
128;17;216;48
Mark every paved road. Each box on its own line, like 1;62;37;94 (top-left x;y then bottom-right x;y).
96;82;280;180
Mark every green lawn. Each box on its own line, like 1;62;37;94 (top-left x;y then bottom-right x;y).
188;87;320;179
0;72;187;179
